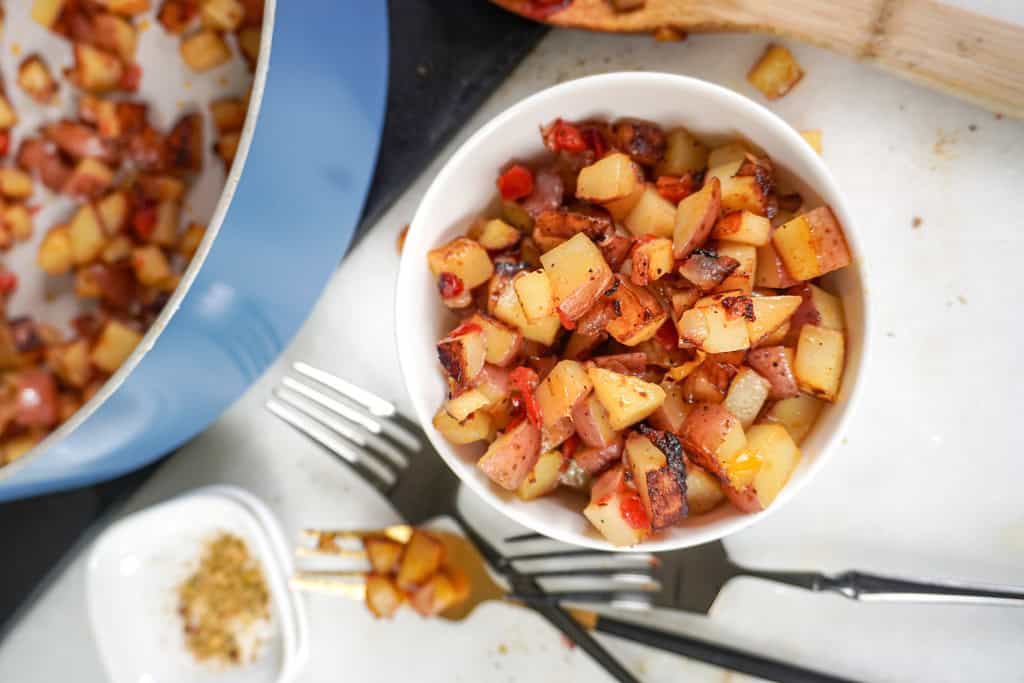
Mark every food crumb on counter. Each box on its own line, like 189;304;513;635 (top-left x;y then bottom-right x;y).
912;216;922;229
968;124;977;132
957;295;967;305
396;224;410;253
497;643;508;655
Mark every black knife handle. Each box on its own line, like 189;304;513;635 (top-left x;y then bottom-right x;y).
594;614;861;683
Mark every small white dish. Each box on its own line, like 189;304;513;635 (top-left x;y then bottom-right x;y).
396;72;871;552
86;485;308;683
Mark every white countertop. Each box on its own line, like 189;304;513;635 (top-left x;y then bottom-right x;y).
3;10;1024;683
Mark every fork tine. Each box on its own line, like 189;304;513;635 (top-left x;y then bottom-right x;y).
509;589;654;609
505;548;659;564
291;572;366;600
274;386;409;469
504;532;546;543
293;362;396;417
288;366;423;453
267;398;397;490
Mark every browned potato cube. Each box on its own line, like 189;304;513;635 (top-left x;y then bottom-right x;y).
32;0;65;27
772;207;851;281
535;359;592;444
69;205;108;264
0;96;16;129
200;0;244;31
178;222;206;258
70;44;124;93
18;55;58;103
91;320;142;373
679;402;747;486
131;245;173;286
63;158;114;198
673;176;719;258
158;0;199;33
588;366;665;430
237;26;261;67
436;325;485;387
513;270;553;322
365;574;403;619
101;235;133;263
624;433;686;530
748;44;804;100
576;153;643;212
794;324;845;402
0;168;34;199
216;131;240;168
4;204;33;242
656;127;708;177
685;463;725;515
97;0;151;16
471;218;520;251
428;237;493;290
180;30;232;71
747;295;801;346
79;96;121;139
715;242;756;294
149;201;180;246
409;571;461;617
712;210;770;246
364;536;404;575
38;225;73;274
49;339;92;388
624;183;676;239
755;242;799;289
432;408;492;445
96;191;128;233
630;237;674;286
210;97;248;133
478;418;542;489
138;174;186;202
94;13;138;63
604;275;667;346
539;232;613;322
396;530;445;591
761;393;822;444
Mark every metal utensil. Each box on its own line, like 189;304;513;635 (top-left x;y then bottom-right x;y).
266;362;643;683
505;534;1024;612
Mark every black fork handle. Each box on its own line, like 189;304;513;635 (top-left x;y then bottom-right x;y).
594;615;862;683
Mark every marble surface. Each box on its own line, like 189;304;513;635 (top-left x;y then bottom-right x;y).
3;10;1024;683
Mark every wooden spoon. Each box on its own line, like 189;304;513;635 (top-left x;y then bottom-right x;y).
492;0;1024;119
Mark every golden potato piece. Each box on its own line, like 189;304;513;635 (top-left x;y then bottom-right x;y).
748;44;804;100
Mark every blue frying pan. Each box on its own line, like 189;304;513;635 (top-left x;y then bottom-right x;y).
0;1;389;501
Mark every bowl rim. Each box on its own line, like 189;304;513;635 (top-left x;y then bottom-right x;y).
396;71;872;552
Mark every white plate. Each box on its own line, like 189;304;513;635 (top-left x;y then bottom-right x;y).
85;486;307;683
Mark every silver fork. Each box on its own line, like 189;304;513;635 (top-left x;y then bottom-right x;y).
266;362;866;683
266;361;644;683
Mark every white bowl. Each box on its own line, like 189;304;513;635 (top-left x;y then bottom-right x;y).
396;72;871;552
86;486;308;683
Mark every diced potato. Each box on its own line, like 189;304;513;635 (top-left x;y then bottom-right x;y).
75;267;103;298
707;142;751;169
747;424;801;507
396;530;445;591
69;205;107;265
576;152;643;206
0;96;16;130
723;367;772;428
18;56;57;103
712;210;770;246
673;176;720;258
438;324;486;387
757;320;790;348
4;205;33;242
91;320;142;373
800;129;823;154
625;434;686;529
536;360;592;438
474;218;520;251
210;98;248;134
761;393;822;444
180;29;232;71
364;536;404;575
772;207;851;281
38;225;73;274
676;296;750;353
48;339;92;388
685;464;725;515
571;393;618;448
158;0;199;33
237;26;261;66
584;468;650;546
477;419;542;490
3;433;43;465
629;237;674;286
365;574;402;619
409;571;460;617
656;127;708;177
465;314;520;367
216;131;240;168
96;191;128;234
93;13;137;62
79;96;120;138
748;44;804;99
588;366;665;430
517;449;564;500
755;242;799;289
677;249;739;292
793;324;845;402
604;275;667;346
513;270;554;322
679;403;747;485
70;44;124;93
200;0;245;31
433;407;492;445
131;245;172;286
747;295;801;345
787;283;845;338
0;168;33;199
101;235;133;263
715;242;756;294
138;175;187;202
707;160;771;216
539;233;613;322
623;184;675;238
747;346;799;400
647;380;692;433
428;237;493;290
488;275;561;346
32;0;65;27
64;158;114;197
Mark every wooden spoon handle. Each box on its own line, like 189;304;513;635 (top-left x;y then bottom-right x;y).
493;0;1024;118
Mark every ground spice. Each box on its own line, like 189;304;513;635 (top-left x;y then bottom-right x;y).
177;533;270;666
